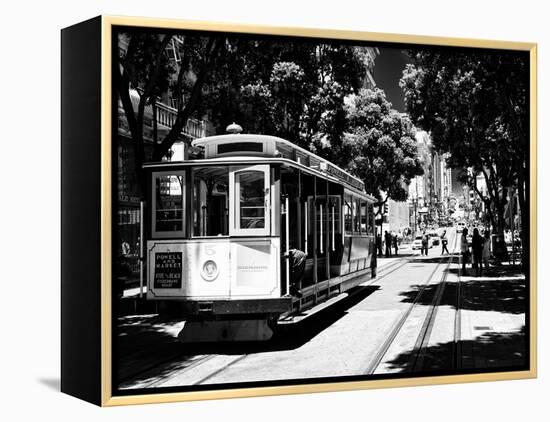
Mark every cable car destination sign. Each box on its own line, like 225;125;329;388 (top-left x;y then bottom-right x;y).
154;252;183;289
321;162;365;191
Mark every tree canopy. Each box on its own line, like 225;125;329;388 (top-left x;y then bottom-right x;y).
117;31;223;191
116;32;373;193
203;39;368;164
399;49;529;236
342;88;424;208
116;31;428;218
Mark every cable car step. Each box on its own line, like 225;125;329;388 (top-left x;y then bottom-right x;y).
277;292;350;325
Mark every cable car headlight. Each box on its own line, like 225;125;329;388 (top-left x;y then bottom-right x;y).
201;260;219;281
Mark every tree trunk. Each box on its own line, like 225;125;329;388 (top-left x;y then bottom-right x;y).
517;170;528;271
153;38;222;161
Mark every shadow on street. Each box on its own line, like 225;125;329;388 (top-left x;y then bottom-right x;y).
398;264;526;315
116;285;380;386
384;326;527;373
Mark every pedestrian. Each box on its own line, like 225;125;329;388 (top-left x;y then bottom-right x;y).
421;230;429;256
288;248;306;297
460;227;469;275
376;233;383;257
392;232;398;256
472;228;483;277
482;230;491;273
441;230;449;255
384;231;392;257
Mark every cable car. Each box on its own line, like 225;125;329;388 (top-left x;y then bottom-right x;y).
142;127;377;341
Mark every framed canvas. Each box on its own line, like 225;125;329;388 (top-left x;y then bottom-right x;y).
61;15;537;406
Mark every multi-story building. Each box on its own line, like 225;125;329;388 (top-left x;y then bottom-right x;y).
408;131;430;230
407;131;455;230
116;34;212;280
386;199;410;234
359;47;380;89
439;153;452;217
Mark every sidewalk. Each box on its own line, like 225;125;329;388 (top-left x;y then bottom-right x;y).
457;263;526;370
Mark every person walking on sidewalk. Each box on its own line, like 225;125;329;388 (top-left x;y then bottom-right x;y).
421;230;429;256
376;233;383;257
392;232;398;256
460;227;470;275
384;231;392;257
441;230;449;255
472;228;484;277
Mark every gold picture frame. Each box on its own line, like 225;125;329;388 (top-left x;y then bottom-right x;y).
61;15;537;406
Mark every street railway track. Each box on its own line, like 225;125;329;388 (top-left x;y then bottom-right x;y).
363;234;460;375
120;247;453;389
374;256;411;281
407;251;456;372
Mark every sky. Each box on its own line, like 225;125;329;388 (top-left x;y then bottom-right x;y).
372;47;412;112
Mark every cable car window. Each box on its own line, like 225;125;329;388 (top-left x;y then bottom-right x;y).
330;196;341;234
217;142;263;155
152;172;185;237
353;197;360;233
344;194;352;234
237;171;265;229
360;201;367;235
367;202;375;235
192;167;229;237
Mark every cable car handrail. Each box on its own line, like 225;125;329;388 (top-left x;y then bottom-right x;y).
320;204;323;254
304;201;308;255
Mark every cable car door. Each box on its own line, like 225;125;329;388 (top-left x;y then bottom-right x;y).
229;165;270;236
228;165;279;297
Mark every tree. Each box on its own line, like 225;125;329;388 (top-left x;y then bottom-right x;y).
399;49;529;250
342;88;424;215
116;32;375;198
116;31;223;196
202;40;369;163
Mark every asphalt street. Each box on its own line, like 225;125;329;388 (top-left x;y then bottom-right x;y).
116;230;527;390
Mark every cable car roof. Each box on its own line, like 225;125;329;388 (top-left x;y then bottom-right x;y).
191;134;365;192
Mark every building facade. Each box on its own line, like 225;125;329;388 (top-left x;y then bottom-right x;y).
116;33;212;285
